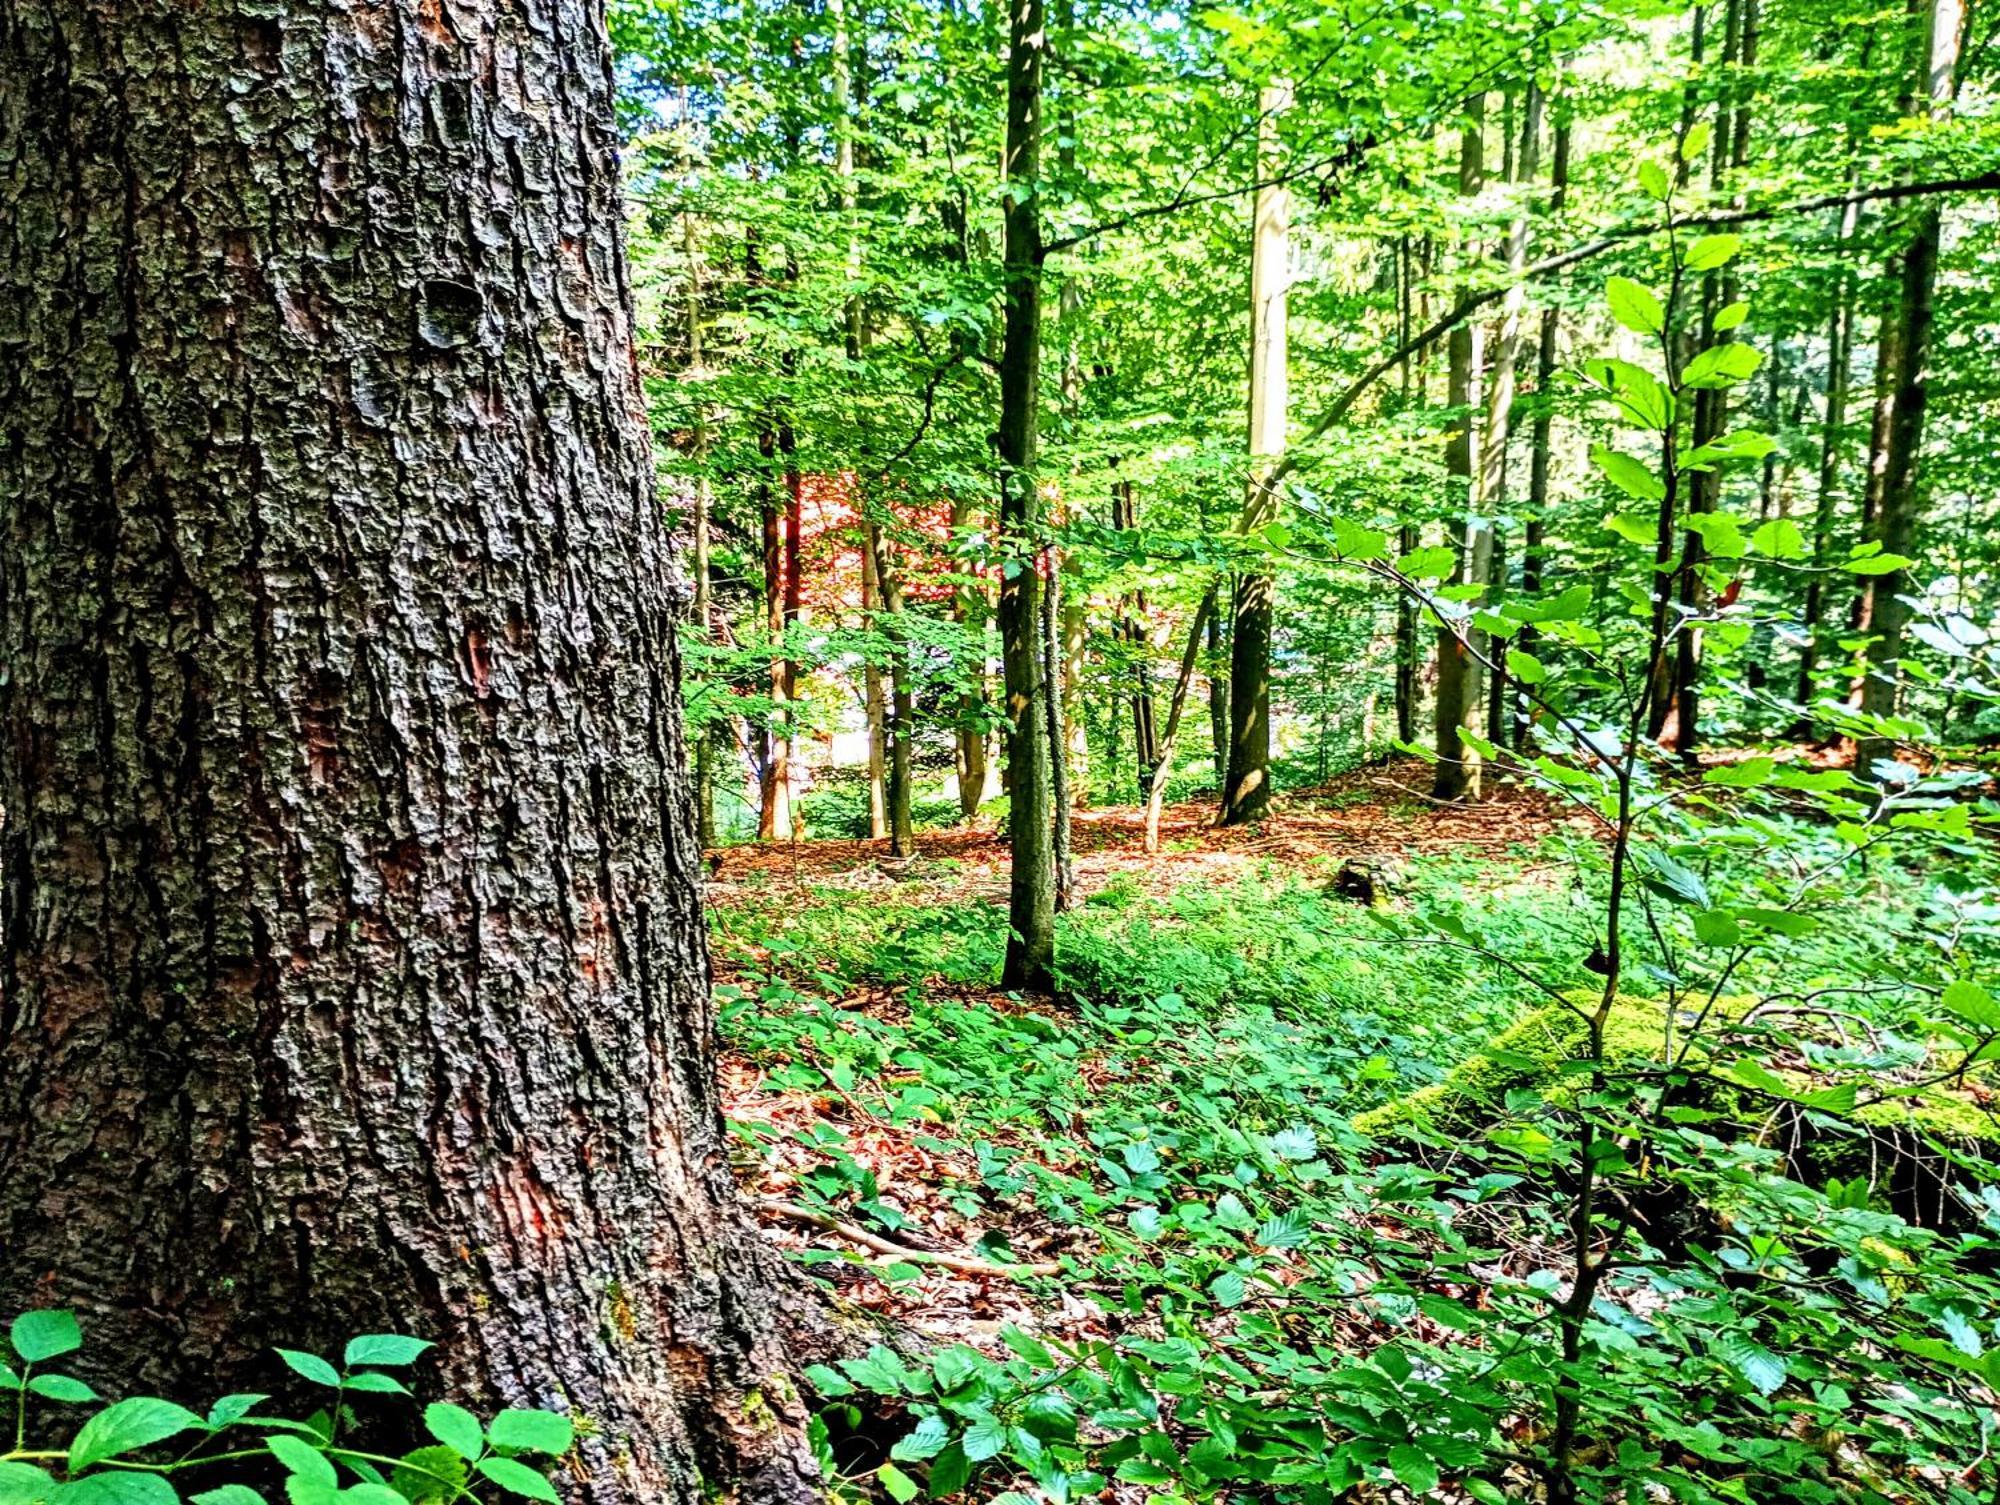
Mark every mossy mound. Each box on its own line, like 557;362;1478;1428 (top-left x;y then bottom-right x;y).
1354;993;1997;1158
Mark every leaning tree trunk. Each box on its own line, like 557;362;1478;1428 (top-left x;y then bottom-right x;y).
0;4;816;1502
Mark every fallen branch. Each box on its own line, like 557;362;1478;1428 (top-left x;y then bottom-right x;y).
758;1199;1061;1278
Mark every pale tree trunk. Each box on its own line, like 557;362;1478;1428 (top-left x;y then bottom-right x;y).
998;0;1054;990
1433;95;1487;801
1222;81;1292;825
0;2;818;1500
862;541;891;838
1857;0;1965;774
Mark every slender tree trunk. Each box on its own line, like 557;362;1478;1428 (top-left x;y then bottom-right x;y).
1206;607;1230;777
949;498;990;819
0;3;819;1498
998;0;1054;990
1042;545;1075;908
1857;0;1964;774
1223;81;1292;825
1112;479;1160;794
1394;236;1420;746
758;435;792;840
1669;0;1756;759
1796;207;1862;731
1434;95;1487;801
1516;111;1569;751
868;523;916;857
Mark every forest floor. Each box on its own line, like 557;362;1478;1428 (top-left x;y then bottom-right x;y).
708;759;1592;1380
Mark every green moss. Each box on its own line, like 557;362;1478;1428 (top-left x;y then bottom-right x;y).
1353;993;1998;1152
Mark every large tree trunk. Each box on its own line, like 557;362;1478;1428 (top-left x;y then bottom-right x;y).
998;0;1054;990
0;4;816;1502
1221;82;1291;826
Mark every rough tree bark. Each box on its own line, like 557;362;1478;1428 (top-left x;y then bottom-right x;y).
0;2;817;1501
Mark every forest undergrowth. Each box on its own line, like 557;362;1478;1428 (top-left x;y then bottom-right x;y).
710;757;2000;1505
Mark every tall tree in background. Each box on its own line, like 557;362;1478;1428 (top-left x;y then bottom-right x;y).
0;2;814;1499
1223;81;1292;825
1434;95;1488;801
1857;0;1966;774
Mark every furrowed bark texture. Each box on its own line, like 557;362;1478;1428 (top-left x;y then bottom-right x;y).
0;3;815;1501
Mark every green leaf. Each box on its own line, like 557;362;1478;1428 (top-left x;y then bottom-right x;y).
1590;445;1664;501
1843;551;1913;575
1638;159;1671;200
55;1476;178;1505
11;1313;82;1365
1683;341;1763;388
1704;756;1775;787
342;1336;432;1369
1400;545;1457;580
338;1373;406;1396
1713;299;1749;331
487;1410;574;1456
1208;1271;1247;1306
1604;511;1654;546
389;1447;469;1505
26;1375;95;1404
877;1465;920;1505
961;1413;1009;1462
273;1351;341;1389
267;1437;337;1488
1942;981;2000;1032
1606;276;1665;335
206;1395;268;1430
1387;1444;1439;1494
69;1398;205;1472
890;1417;950;1464
1692;909;1741;947
801;1364;852;1398
1681;121;1713;161
1639;849;1710;908
474;1458;558;1504
1749;519;1805;560
926;1443;971;1497
191;1490;266;1505
1712;1334;1787;1397
1684;234;1742;271
1331;519;1387;562
423;1402;486;1460
1505;648;1547;686
0;1463;55;1505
